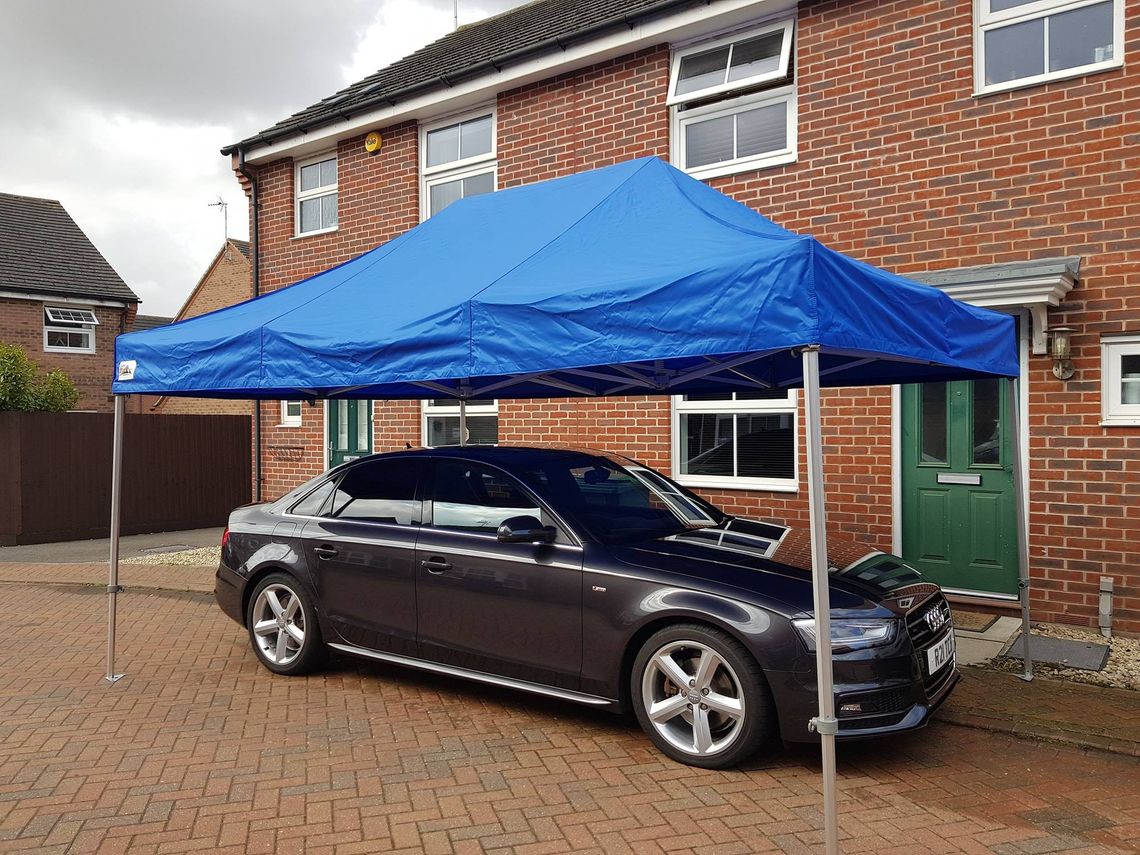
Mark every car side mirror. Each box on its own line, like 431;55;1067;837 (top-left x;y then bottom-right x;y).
497;515;556;544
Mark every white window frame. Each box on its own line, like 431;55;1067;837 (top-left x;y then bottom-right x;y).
671;391;799;492
668;18;798;181
973;0;1124;96
421;399;499;447
43;305;97;354
280;400;303;427
672;87;797;181
1101;334;1140;426
666;19;795;106
294;150;338;237
419;107;496;222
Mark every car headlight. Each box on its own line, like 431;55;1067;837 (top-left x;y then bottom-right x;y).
792;618;898;653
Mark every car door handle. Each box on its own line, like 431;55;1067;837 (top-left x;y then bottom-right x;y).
421;557;451;574
313;545;338;559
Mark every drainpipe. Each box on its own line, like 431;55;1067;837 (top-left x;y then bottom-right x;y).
237;147;263;502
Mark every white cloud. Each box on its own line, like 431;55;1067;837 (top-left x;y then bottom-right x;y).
0;0;523;316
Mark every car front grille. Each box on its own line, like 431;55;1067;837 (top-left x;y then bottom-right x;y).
906;593;952;650
905;592;955;699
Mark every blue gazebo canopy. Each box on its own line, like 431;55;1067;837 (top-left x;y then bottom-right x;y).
113;156;1017;400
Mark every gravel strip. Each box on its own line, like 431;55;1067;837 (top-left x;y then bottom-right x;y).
123;546;220;566
990;622;1140;691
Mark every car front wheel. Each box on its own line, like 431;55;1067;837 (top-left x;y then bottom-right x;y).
246;573;325;675
632;624;774;768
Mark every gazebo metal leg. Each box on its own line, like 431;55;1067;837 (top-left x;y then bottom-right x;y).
1007;377;1033;681
106;394;125;684
802;346;840;855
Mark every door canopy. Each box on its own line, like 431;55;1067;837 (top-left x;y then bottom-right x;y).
113;157;1018;400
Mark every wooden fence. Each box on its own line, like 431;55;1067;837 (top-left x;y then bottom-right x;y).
0;412;251;546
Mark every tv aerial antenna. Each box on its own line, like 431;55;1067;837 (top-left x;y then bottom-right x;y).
208;197;228;240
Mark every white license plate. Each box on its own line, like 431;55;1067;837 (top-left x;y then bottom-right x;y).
926;632;955;674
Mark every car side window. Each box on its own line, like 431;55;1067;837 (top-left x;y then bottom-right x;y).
429;460;544;534
290;479;337;516
327;459;422;525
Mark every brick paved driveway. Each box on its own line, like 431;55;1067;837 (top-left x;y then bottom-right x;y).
2;582;1138;854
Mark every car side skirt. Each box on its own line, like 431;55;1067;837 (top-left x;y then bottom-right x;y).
327;642;618;708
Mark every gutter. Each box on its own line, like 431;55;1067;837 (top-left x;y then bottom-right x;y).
221;0;706;156
237;148;263;503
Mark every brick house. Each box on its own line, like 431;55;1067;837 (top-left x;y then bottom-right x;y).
150;238;252;416
0;192;139;412
224;0;1139;632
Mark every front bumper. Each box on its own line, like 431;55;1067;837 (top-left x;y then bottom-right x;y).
768;626;960;743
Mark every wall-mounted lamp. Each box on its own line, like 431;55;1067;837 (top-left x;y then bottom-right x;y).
1050;327;1075;380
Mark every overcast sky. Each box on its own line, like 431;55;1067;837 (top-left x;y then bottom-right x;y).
0;0;523;315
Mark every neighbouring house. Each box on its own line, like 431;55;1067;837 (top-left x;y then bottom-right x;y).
0;192;139;411
150;238;252;416
222;0;1139;632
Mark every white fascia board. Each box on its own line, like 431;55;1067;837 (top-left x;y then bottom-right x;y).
0;290;130;309
243;0;793;165
933;275;1075;310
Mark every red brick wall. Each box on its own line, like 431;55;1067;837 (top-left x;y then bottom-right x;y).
0;296;128;412
245;0;1139;630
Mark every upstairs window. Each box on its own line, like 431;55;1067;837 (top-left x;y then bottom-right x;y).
669;20;796;180
420;110;495;219
975;0;1123;94
43;306;97;353
295;152;337;235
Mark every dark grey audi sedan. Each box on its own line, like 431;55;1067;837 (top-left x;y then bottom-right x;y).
216;446;958;768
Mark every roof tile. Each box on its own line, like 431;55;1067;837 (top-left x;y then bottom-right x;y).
0;192;139;304
226;0;688;153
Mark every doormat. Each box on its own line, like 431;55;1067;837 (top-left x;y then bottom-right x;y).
1002;633;1110;672
952;610;999;633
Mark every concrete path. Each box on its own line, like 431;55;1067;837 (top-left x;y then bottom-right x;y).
1;579;1137;854
0;527;223;564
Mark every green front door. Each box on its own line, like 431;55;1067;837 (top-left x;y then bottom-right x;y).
327;399;372;467
901;380;1018;595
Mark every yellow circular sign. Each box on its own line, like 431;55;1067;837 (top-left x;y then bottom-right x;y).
364;131;383;153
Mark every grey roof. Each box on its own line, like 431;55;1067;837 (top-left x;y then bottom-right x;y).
131;314;174;331
230;239;251;260
911;257;1081;287
224;0;697;154
0;192;139;304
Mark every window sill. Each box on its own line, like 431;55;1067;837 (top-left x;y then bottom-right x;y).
683;150;796;182
675;476;798;493
973;58;1122;98
292;226;338;240
1101;417;1140;427
277;423;302;428
43;346;95;355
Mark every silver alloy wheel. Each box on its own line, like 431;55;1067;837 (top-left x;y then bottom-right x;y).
251;583;306;666
641;639;746;757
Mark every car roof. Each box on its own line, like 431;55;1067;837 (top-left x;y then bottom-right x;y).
343;444;639;470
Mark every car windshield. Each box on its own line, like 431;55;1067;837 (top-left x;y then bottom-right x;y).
514;453;724;545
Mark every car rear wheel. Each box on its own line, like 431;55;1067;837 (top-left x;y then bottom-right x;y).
632;624;774;768
246;573;325;675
